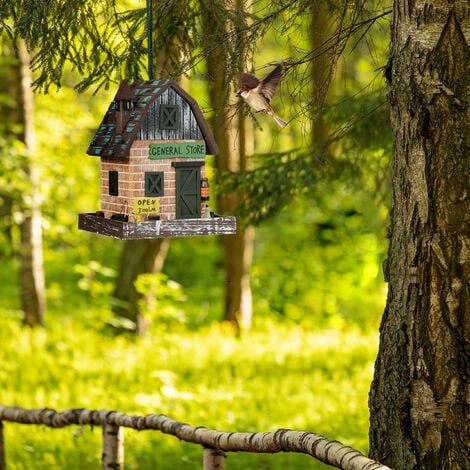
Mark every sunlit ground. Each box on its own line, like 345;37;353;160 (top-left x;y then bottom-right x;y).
1;309;379;470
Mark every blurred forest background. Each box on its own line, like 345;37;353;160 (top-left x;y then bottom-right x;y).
0;0;392;468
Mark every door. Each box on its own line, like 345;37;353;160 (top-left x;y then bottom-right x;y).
175;164;201;219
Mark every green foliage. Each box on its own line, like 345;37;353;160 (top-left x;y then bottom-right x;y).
33;83;113;247
74;260;116;298
135;272;188;325
0;0;392;94
0;309;378;469
252;192;387;330
223;84;391;226
0;0;142;92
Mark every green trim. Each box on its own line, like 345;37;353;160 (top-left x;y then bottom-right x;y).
145;172;164;197
159;104;180;129
175;166;201;219
149;142;206;159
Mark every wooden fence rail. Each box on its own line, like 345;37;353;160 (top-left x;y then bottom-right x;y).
0;405;392;470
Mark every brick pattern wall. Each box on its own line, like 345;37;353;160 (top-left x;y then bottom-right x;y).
100;140;208;222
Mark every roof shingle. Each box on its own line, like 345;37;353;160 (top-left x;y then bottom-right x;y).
87;80;219;158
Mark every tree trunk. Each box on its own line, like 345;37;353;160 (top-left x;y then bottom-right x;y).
310;1;332;146
4;40;46;326
219;77;254;329
223;226;254;329
101;423;124;470
113;238;169;334
369;4;470;469
0;196;14;255
200;0;254;329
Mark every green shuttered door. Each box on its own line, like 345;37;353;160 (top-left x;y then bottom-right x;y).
175;166;201;219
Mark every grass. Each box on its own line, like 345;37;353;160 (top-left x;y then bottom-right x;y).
0;308;378;469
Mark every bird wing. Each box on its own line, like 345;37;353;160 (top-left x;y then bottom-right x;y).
240;73;260;90
260;62;283;101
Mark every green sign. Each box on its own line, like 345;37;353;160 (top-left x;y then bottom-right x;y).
149;142;206;159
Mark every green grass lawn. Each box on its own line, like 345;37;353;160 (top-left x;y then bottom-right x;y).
0;309;378;469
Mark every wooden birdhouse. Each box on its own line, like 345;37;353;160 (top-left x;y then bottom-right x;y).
78;79;236;239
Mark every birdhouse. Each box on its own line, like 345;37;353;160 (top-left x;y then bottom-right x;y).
78;79;236;239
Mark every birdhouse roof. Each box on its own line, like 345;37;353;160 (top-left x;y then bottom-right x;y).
87;79;219;158
114;80;135;100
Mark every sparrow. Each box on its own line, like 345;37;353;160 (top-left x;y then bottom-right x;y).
236;61;287;128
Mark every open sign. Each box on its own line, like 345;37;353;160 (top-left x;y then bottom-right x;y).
132;198;160;215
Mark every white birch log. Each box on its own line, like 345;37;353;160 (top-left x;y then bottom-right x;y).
0;421;5;470
0;406;392;470
202;447;225;470
102;423;124;470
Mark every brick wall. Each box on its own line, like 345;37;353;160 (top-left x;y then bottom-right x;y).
99;140;208;222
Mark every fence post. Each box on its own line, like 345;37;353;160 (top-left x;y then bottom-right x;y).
202;446;225;470
0;421;5;470
102;423;124;470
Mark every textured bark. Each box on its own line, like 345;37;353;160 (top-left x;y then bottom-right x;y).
19;212;45;326
113;238;169;334
0;406;391;470
7;40;46;326
0;421;5;470
203;447;226;470
200;0;254;328
310;2;333;146
0;196;14;253
102;423;124;470
369;3;470;469
223;226;254;328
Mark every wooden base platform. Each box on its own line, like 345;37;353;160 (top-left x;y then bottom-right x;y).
78;213;236;239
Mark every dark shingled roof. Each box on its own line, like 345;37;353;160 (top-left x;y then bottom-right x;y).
87;80;219;158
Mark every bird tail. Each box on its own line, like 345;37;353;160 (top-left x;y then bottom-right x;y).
270;111;287;128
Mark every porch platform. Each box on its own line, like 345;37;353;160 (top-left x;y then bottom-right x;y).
78;213;236;239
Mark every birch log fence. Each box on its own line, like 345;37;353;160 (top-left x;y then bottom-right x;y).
0;405;392;470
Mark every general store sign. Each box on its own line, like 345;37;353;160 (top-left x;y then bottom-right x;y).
149;142;206;159
132;198;160;215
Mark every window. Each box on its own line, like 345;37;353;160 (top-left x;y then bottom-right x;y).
122;100;134;111
109;171;119;196
114;100;134;111
160;104;180;130
145;172;164;197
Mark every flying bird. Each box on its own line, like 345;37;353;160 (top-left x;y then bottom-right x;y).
236;61;287;128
